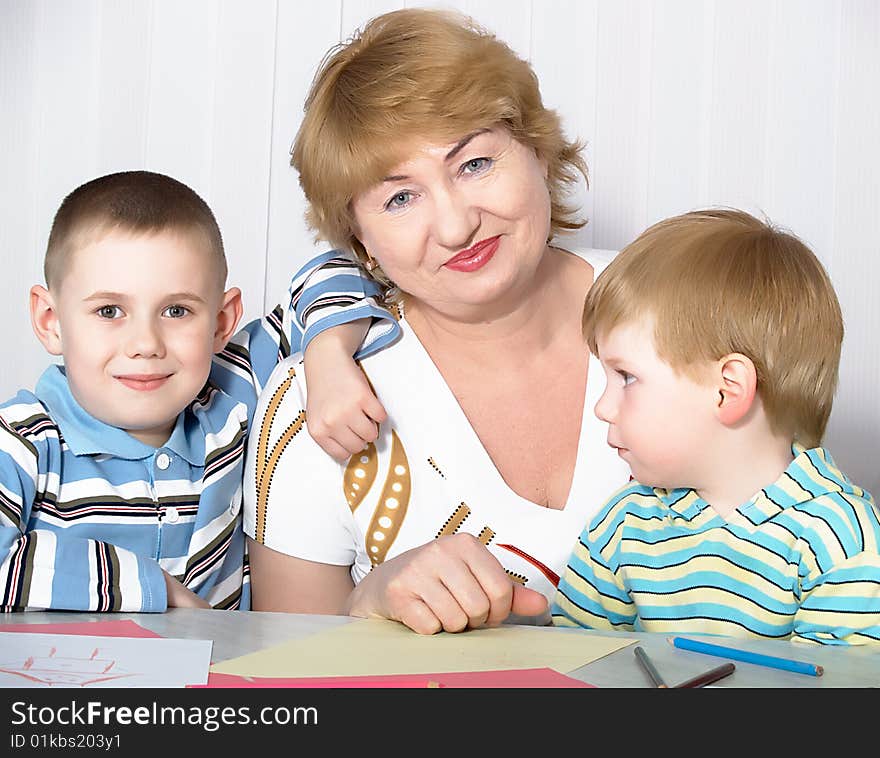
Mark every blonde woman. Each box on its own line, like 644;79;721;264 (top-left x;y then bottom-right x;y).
244;9;630;634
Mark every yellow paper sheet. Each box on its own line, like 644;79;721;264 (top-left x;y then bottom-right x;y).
211;619;636;678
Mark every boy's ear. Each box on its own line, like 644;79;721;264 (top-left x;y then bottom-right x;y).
715;353;758;426
29;285;63;356
213;287;243;353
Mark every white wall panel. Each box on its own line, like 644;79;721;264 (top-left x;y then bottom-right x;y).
825;0;880;494
531;0;599;250
591;0;654;250
264;2;342;312
645;0;712;224
0;1;43;392
209;1;276;325
94;0;154;175
145;1;219;189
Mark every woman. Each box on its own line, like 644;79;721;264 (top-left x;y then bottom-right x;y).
244;8;630;634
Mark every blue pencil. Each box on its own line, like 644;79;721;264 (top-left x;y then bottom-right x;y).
668;636;823;677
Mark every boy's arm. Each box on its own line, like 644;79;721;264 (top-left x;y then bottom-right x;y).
288;250;400;359
210;250;399;460
291;251;399;460
0;436;169;613
303;320;388;461
550;499;636;631
792;550;880;645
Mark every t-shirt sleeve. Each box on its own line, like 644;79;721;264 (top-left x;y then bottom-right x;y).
243;357;363;569
0;409;166;612
288;250;400;360
551;486;638;631
792;549;880;645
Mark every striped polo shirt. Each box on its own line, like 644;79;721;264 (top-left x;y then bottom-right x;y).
0;365;248;612
552;446;880;645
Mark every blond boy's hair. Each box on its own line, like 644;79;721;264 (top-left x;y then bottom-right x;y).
583;209;843;447
291;8;587;268
45;170;226;290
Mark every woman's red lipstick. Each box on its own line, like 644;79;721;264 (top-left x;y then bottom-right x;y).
444;235;500;272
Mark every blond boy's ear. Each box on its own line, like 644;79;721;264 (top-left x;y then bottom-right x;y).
29;285;63;356
715;353;758;426
212;287;243;353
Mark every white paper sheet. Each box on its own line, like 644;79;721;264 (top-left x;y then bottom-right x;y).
0;632;212;688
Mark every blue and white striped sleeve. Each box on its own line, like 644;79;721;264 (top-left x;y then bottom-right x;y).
288;250;401;360
0;410;166;613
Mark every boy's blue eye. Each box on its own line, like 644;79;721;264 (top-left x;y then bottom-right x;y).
461;157;492;175
385;191;413;211
620;370;636;386
163;305;189;318
97;305;123;319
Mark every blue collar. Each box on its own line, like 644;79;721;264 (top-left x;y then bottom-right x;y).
655;443;858;525
35;365;204;464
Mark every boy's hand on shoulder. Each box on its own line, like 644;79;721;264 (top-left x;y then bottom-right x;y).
163;571;212;609
303;322;388;462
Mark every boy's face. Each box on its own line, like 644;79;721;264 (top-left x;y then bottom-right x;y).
37;228;240;447
593;318;719;489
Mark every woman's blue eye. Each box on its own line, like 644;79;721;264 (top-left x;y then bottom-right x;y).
461;157;492;174
163;305;189;318
385;191;413;210
97;305;122;319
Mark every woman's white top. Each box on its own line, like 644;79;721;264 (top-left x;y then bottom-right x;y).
243;248;631;601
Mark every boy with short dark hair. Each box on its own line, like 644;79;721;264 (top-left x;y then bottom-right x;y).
552;209;880;645
0;170;397;612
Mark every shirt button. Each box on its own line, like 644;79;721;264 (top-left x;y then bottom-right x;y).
156;453;171;470
165;507;180;523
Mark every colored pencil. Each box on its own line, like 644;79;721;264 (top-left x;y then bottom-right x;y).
668;636;824;677
633;646;668;688
673;661;736;688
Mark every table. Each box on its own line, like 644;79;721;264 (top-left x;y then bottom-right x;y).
2;609;878;687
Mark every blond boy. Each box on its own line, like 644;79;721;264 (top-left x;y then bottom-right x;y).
552;209;880;645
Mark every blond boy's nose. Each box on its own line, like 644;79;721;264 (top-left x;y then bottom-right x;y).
594;391;615;423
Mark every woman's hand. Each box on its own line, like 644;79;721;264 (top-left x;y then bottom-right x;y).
163;571;212;609
303;319;388;461
345;533;549;634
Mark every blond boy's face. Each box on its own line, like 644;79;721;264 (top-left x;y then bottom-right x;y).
594;318;719;489
43;228;234;447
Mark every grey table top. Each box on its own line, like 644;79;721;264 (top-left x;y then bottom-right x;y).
2;609;878;688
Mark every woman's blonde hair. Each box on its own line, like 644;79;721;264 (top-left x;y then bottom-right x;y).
583;209;844;447
291;8;587;268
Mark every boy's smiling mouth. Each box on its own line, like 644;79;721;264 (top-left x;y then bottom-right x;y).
114;373;172;391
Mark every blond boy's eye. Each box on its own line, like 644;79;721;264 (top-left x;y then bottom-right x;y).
97;305;122;319
620;371;636;386
163;305;189;318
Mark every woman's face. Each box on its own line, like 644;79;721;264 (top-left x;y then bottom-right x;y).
351;128;551;316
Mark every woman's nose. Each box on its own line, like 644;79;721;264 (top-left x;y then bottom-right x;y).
431;186;479;249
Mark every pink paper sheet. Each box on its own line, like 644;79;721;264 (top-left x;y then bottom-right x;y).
195;668;594;688
0;618;161;638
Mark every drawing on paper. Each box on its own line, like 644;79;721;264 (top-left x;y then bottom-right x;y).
0;645;135;687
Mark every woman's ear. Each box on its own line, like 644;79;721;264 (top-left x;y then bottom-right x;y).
715;353;758;426
30;285;63;356
212;287;243;353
